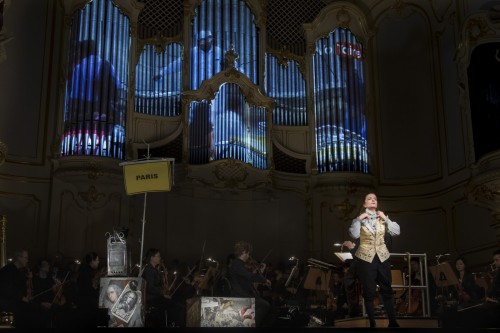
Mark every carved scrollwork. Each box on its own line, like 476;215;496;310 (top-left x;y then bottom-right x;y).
88;161;104;180
78;185;106;210
0;140;7;166
466;169;500;229
188;159;270;190
466;18;492;42
333;198;356;221
336;8;351;29
213;159;248;187
0;0;13;64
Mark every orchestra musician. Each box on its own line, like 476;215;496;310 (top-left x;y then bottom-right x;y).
451;249;500;328
0;249;38;328
141;248;185;327
327;270;347;322
341;239;363;318
228;240;272;327
450;256;478;307
31;259;63;327
397;257;437;316
75;252;103;327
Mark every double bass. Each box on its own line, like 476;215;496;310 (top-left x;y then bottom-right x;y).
397;271;422;315
398;287;421;315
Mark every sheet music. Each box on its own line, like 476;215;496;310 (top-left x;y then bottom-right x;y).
334;252;353;262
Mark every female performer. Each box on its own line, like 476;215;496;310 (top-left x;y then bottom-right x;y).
348;193;400;328
451;256;478;307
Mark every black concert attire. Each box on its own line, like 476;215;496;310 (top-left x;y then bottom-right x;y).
330;273;347;320
141;263;185;327
348;210;401;328
447;270;478;308
75;262;101;327
0;263;36;328
228;257;271;327
32;273;58;327
446;267;500;328
32;273;56;304
343;239;361;318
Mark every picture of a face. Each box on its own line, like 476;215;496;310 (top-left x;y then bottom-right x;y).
123;291;137;309
107;284;120;303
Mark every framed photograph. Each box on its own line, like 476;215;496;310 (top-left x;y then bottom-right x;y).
99;277;145;327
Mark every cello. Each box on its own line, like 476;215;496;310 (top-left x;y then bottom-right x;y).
397;270;422;315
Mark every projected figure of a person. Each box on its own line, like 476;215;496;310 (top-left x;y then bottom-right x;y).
153;30;223;89
67;39;123;124
65;39;125;156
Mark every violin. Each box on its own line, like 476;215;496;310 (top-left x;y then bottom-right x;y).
245;257;266;275
92;266;107;289
456;282;470;304
25;267;33;301
158;263;172;296
326;289;338;312
246;256;272;296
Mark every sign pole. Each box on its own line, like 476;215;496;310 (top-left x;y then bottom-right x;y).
119;143;174;277
139;191;147;275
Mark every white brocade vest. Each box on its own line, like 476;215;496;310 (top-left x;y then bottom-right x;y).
354;218;391;263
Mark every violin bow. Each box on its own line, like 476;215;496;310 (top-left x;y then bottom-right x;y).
198;240;206;275
170;265;197;296
51;271;70;305
260;248;273;264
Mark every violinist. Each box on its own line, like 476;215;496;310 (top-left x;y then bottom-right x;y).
31;259;60;327
449;256;478;308
75;252;102;327
0;249;37;328
228;240;272;327
141;248;185;327
327;270;347;321
453;249;500;328
341;239;362;318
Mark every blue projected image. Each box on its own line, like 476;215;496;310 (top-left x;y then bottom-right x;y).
313;28;368;172
150;30;224;90
188;84;268;168
135;44;182;116
63;39;126;158
190;30;224;89
61;0;129;159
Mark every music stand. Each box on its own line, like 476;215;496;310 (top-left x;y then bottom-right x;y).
303;266;331;291
391;269;405;298
429;262;458;287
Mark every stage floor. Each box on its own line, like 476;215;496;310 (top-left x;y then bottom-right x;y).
2;316;498;332
334;316;439;328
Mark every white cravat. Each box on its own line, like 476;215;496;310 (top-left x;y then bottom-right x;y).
365;209;377;234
